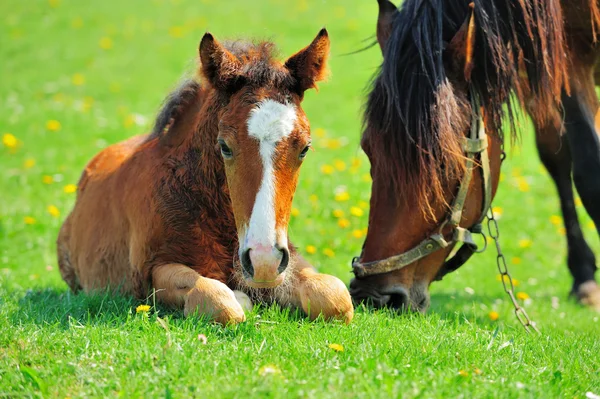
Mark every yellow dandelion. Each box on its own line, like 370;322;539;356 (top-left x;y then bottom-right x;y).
511;257;521;265
313;127;326;138
557;227;566;236
2;133;17;149
291;207;300;217
358;200;369;210
334;191;350;202
168;26;184;38
24;216;36;225
362;173;372;183
42;175;54;184
332;209;345;218
99;36;113;50
516;292;530;301
549;215;562;226
488;311;499;321
588;221;596;230
512;278;520;287
338;218;350;229
350;206;364;217
458;370;469;377
328;343;344;352
258;364;281;376
46;120;61;131
499;172;505;183
295;0;308;12
518;239;532;248
323;248;335;258
72;73;85;86
351;158;361;168
71;17;83;29
306;245;316;255
48;0;60;8
309;194;318;203
320;164;334;175
24;158;36;168
123;114;136;128
574;197;582;207
516;177;529;192
334;160;346;171
47;205;60;217
492;206;503;218
63;184;77;194
136;304;151;313
352;229;365;239
324;138;342;150
474;368;483;375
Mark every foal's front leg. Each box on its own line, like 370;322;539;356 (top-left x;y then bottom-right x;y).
283;255;354;323
152;264;247;325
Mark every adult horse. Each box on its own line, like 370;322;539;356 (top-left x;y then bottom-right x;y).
350;0;600;314
57;30;354;325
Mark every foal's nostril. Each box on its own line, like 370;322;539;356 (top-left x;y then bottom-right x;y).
241;249;253;278
277;245;289;274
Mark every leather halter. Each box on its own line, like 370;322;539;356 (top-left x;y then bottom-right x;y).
352;93;492;279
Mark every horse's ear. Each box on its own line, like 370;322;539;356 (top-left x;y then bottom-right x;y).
199;32;241;90
446;3;476;82
376;0;397;54
284;28;330;95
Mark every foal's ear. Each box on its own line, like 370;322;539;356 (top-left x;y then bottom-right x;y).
446;3;476;81
199;32;242;90
376;0;397;55
284;28;330;95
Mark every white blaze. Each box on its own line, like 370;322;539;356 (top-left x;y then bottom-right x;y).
245;99;297;249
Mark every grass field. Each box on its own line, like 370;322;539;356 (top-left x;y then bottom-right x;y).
1;0;600;397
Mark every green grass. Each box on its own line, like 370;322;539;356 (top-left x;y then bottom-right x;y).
1;0;599;397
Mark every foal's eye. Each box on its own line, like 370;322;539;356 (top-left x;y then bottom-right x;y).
299;145;310;160
218;140;233;159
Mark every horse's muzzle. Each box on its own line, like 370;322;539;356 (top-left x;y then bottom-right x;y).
349;278;430;312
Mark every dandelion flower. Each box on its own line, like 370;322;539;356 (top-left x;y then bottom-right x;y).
47;205;60;217
488;311;499;321
306;245;316;255
517;177;530;192
2;133;17;149
99;37;113;50
42;175;54;184
320;164;334;175
332;209;345;218
334;191;349;202
518;239;532;248
338;218;350;229
516;292;530;301
71;17;83;29
323;248;335;258
46;120;61;131
492;206;503;218
63;184;77;194
24;158;36;168
574;197;582;207
349;206;364;217
549;215;562;226
258;364;281;376
474;368;483;375
511;257;521;265
168;26;184;38
557;227;566;236
334;160;346;171
458;370;469;377
136;304;151;313
291;207;300;217
24;216;36;225
309;194;318;203
328;343;344;352
358;200;369;210
361;173;372;183
313;127;326;138
72;73;85;86
352;229;364;239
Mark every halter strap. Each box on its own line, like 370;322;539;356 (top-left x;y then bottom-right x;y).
352;91;492;278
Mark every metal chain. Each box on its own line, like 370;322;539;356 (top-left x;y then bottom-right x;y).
487;205;540;334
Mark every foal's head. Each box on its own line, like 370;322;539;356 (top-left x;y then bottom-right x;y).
199;31;329;288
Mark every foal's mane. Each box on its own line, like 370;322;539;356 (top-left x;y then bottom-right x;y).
364;0;567;216
150;40;294;140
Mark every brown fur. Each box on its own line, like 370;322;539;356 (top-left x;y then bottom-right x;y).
57;31;353;325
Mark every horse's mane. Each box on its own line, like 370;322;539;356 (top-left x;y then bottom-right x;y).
150;40;293;140
363;0;567;217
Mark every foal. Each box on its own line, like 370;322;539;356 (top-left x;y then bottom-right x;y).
57;30;354;325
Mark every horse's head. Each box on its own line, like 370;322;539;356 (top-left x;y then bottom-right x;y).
350;0;507;312
198;30;329;288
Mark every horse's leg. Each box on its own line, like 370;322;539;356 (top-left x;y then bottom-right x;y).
277;256;354;323
534;121;598;308
560;84;600;310
152;264;247;324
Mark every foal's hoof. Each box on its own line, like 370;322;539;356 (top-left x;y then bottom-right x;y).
575;281;600;312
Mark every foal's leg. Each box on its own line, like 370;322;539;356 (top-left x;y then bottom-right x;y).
534;121;598;309
560;89;600;310
278;256;354;323
152;264;247;324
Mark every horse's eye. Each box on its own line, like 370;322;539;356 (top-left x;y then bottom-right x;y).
218;140;233;159
299;145;310;160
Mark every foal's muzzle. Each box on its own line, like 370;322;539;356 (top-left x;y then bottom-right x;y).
240;244;289;288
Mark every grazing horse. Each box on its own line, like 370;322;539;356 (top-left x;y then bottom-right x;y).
57;30;354;325
350;0;600;313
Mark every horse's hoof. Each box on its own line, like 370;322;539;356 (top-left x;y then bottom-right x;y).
576;281;600;312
